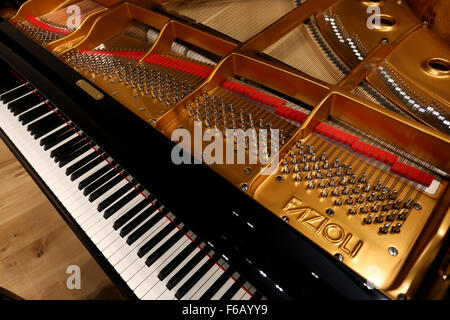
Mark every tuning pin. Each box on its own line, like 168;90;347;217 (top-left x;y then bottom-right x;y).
294;173;302;182
320;188;328;198
313;162;320;171
359;173;367;183
382;201;392;211
379;223;390;234
363;183;371;192
398;209;408;220
345;194;354;205
391;223;402;233
346;165;353;176
389;190;398;200
303;163;310;172
363;214;373;224
360;204;369;214
374;181;382;191
393;199;402;209
404;198;414;209
322;160;329;169
348;205;357;215
333;158;339;168
386;211;397;221
332;187;340;196
328;177;336;187
342;185;349;195
371;202;380;213
320;152;327;161
356;193;365;203
334;196;342;206
348;174;356;184
319;179;326;188
353;184;361;194
375;213;385;223
367;192;376;202
307;181;315;189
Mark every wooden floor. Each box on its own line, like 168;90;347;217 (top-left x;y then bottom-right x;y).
0;140;123;300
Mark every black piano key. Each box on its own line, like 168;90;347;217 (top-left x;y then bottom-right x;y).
65;151;100;176
175;253;220;299
88;174;123;202
137;220;178;258
199;268;234;300
113;198;153;230
58;144;92;167
166;248;210;290
29;114;65;139
103;186;144;219
220;277;245;300
158;238;202;281
18;104;50;124
54;139;91;163
126;209;164;245
70;156;104;181
97;180;136;212
83;169;118;196
34;119;65;139
50;135;84;158
40;126;72;148
8;93;43;116
1;85;29;103
78;162;115;190
27;113;59;133
119;201;161;237
249;291;262;301
145;226;188;267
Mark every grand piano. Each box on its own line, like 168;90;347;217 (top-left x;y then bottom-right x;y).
0;0;448;300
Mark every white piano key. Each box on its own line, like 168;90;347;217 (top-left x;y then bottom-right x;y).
211;278;235;300
182;263;223;300
231;288;247;300
189;267;223;300
156;254;211;300
121;227;179;282
109;217;168;268
131;237;190;296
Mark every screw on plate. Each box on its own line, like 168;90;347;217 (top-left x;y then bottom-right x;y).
388;246;398;256
149;118;156;125
244;167;252;174
325;208;334;216
240;183;248;191
413;202;422;210
281;216;289;223
334;253;343;261
276;175;282;182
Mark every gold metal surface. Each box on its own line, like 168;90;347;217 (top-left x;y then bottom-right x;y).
316;0;421;68
368;27;450;114
252;132;446;292
75;79;104;100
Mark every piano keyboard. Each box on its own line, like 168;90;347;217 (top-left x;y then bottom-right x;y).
0;68;263;301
